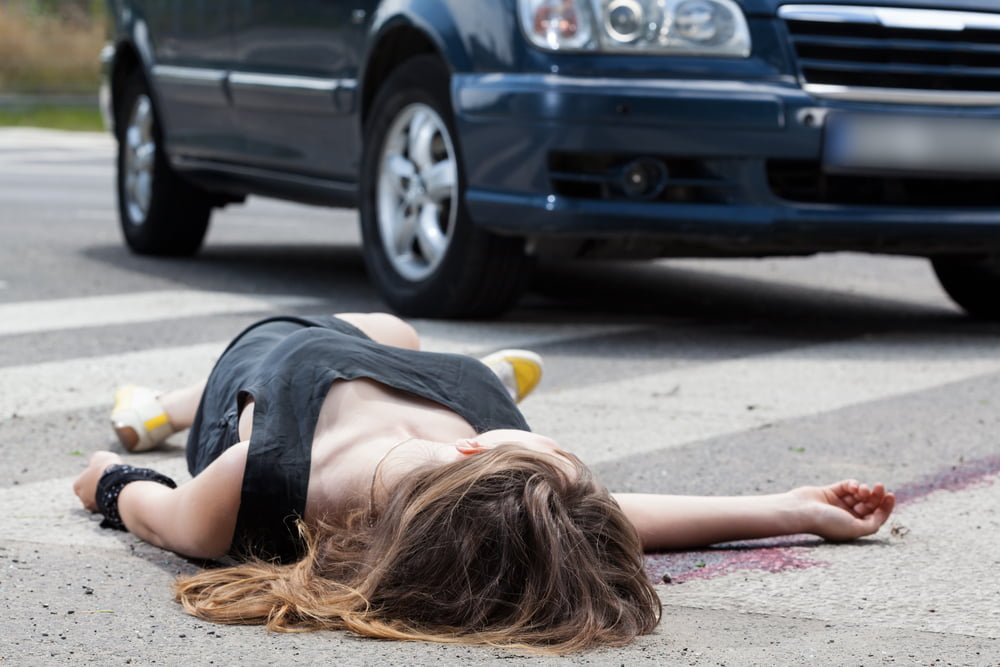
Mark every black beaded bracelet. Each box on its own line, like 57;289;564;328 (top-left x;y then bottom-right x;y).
95;464;177;531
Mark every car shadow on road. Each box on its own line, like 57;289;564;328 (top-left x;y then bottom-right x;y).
519;258;998;335
82;243;1000;339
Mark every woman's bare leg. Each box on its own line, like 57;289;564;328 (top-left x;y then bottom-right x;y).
614;480;895;551
335;312;545;403
335;312;420;350
158;380;207;431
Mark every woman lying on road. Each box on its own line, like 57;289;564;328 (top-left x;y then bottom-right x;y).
73;313;895;653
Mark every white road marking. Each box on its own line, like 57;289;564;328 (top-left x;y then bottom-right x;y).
0;165;113;178
524;332;1000;464
0;290;320;337
0;342;224;419
0;130;114;178
0;127;113;149
6;314;1000;472
0;150;112;163
0;321;645;420
418;321;647;356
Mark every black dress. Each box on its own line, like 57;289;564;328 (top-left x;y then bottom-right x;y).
185;315;529;561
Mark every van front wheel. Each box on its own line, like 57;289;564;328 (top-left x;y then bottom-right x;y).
359;56;531;318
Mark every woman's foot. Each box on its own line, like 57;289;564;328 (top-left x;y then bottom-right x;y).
480;349;543;403
110;385;176;452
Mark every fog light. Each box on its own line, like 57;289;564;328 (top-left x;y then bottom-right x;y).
605;0;645;43
620;158;668;199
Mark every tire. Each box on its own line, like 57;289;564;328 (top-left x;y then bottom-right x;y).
359;56;533;318
116;70;212;256
932;256;1000;320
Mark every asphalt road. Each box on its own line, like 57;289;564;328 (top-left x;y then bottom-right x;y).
0;128;997;665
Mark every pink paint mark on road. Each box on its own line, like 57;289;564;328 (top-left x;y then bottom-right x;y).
644;535;829;584
892;453;1000;506
643;454;1000;584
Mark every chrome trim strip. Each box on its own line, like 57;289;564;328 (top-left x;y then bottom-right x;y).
779;5;1000;32
230;72;350;93
151;66;356;94
153;65;227;84
803;83;1000;106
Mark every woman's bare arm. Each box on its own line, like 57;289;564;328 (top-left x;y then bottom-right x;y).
613;480;895;552
74;443;248;559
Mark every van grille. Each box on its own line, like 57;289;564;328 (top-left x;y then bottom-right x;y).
779;5;1000;100
768;160;1000;207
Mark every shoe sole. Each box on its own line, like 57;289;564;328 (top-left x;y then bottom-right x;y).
114;424;141;451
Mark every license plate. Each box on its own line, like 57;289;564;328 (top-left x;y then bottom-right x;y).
823;113;1000;176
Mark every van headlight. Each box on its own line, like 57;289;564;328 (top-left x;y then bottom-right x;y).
518;0;751;56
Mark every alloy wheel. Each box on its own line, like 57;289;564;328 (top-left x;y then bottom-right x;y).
123;94;156;225
375;103;459;282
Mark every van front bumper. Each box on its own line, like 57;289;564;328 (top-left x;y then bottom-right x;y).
453;72;1000;255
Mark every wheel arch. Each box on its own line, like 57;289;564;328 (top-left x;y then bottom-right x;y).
105;10;166;135
108;41;144;131
360;21;447;130
360;0;519;127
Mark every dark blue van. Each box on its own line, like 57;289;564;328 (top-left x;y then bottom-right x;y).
101;1;1000;318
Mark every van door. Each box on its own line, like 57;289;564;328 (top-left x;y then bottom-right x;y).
143;0;240;161
229;0;375;186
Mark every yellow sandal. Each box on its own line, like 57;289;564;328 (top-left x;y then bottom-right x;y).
110;385;175;452
480;349;543;404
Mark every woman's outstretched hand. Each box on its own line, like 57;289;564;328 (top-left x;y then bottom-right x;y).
790;479;896;542
73;450;123;512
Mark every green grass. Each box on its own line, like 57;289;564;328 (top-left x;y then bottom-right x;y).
0;105;104;131
0;3;105;130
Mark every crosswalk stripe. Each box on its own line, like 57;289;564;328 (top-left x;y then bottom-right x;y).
0;290;321;337
0;342;224;419
523;332;1000;464
417;321;646;356
0;127;112;149
0;320;647;420
0;150;112;162
3;286;997;471
0;165;112;177
7;328;994;467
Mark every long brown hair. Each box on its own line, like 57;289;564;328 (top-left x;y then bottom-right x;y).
174;446;661;653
